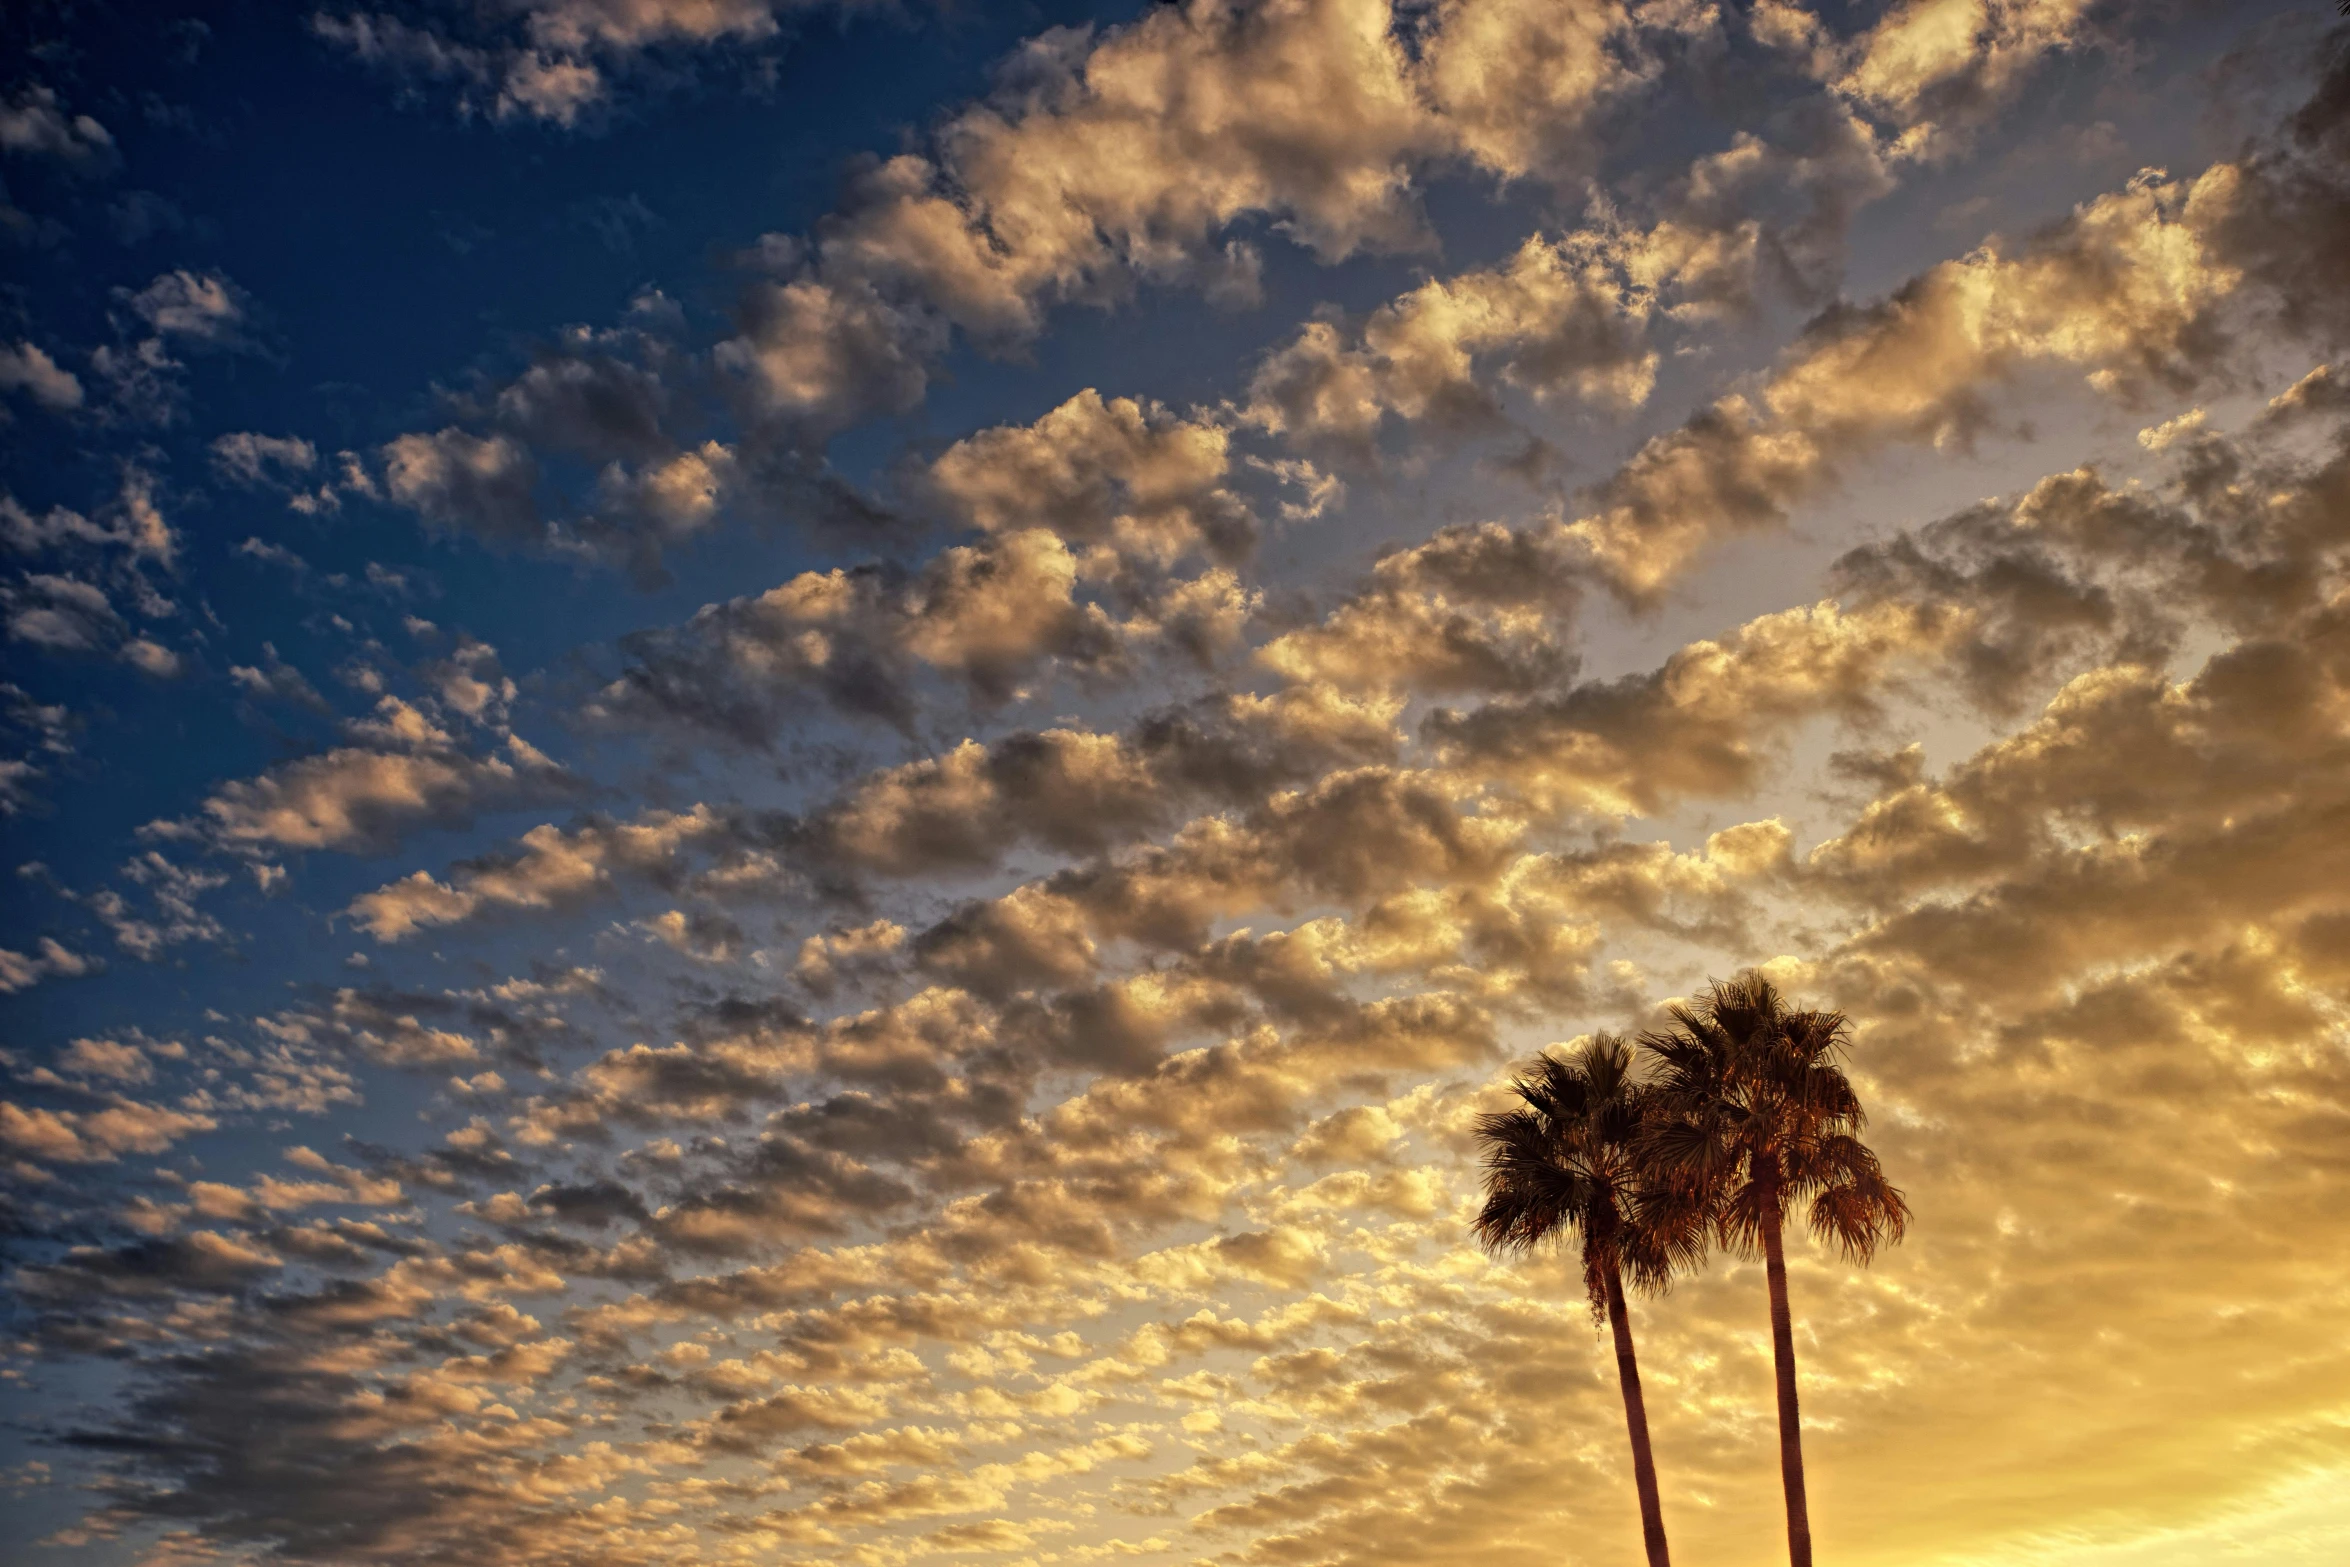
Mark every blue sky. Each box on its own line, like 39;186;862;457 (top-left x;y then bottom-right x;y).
5;3;2350;1565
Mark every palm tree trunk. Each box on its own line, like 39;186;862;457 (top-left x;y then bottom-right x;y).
1603;1262;1672;1567
1762;1217;1813;1567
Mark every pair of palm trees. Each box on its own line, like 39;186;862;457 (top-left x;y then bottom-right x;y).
1472;971;1909;1567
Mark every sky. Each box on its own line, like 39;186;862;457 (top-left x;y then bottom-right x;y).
2;1;2348;1564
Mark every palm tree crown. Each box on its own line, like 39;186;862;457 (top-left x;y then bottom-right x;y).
1472;1033;1703;1310
1639;972;1909;1263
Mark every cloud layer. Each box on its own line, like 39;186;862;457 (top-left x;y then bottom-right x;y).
5;8;2349;1567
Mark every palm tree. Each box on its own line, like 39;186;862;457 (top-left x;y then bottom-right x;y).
1638;972;1910;1567
1472;1034;1702;1567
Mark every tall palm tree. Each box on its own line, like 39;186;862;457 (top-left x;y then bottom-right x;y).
1472;1034;1702;1567
1638;972;1909;1567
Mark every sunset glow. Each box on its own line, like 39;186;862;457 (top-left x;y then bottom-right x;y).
4;3;2349;1565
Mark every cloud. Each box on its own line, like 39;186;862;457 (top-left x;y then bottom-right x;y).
347;680;1417;945
18;21;2350;1567
346;805;730;940
122;269;258;349
711;0;1675;436
0;562;182;676
84;270;265;420
211;430;319;485
316;1;838;127
522;0;795;53
382;427;544;546
76;851;231;958
55;1035;163;1084
0;340;83;409
1236;82;1906;470
262;989;488;1069
922;389;1257;570
0;936;97;994
496;50;603;124
1837;0;2096;138
1561;160;2247;598
163;714;574;858
586;440;740;571
350;0;1933;585
1424;596;1959;818
44;400;2336;1567
1255;518;1591;698
2208;26;2350;349
0;84;119;174
1241;233;1659;451
719;260;948;434
823;730;1169;875
2;477;176;566
1827;407;2350;711
590;528;1123;741
369;323;755;578
3;572;122;653
230;643;334;713
0;1096;216;1164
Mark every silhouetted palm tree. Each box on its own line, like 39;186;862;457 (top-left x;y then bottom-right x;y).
1638;973;1909;1567
1473;1034;1703;1567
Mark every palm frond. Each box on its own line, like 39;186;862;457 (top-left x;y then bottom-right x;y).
1714;1168;1783;1257
1512;1049;1589;1125
1803;1132;1908;1259
1629;969;1907;1269
1808;1167;1911;1263
1471;1107;1587;1255
1470;1033;1706;1316
1624;1171;1712;1291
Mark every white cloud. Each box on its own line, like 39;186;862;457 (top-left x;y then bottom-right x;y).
0;936;96;994
122;270;256;350
0;341;83;410
0;85;118;174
